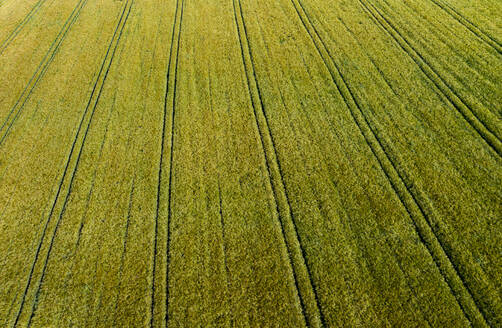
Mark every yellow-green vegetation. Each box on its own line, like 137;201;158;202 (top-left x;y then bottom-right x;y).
0;0;500;326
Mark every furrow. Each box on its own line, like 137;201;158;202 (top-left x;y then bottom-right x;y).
11;1;133;325
0;0;46;55
0;0;88;146
288;0;494;326
359;0;501;156
233;0;324;326
151;0;183;326
428;0;501;54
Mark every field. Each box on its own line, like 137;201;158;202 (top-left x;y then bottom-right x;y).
0;0;500;326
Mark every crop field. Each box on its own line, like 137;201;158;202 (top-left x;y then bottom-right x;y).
0;0;500;326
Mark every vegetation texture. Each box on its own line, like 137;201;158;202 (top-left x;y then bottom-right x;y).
0;0;500;326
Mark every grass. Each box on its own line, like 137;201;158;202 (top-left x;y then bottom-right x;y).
0;0;500;326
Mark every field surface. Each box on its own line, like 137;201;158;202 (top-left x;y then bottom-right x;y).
0;0;501;327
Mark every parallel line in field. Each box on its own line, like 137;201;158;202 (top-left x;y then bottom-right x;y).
50;100;113;325
128;11;164;325
9;0;93;321
329;21;481;323
337;18;400;97
109;15;165;318
217;179;232;324
27;2;133;325
0;185;15;222
89;242;108;327
0;0;46;55
288;0;491;326
112;177;135;324
114;10;165;323
254;14;341;326
73;94;115;250
280;29;433;322
3;291;19;328
278;47;431;324
152;0;183;326
26;2;133;325
93;109;138;322
358;5;502;323
428;0;501;54
233;0;324;327
0;0;88;147
217;182;231;297
360;0;501;156
208;67;232;320
272;69;378;325
11;1;133;326
164;0;183;323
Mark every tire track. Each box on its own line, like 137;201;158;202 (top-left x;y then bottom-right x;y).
0;0;88;147
336;12;499;222
27;2;133;324
11;1;133;325
233;0;324;326
295;38;431;322
73;94;115;250
208;67;232;322
358;5;502;324
3;291;18;327
0;0;47;55
164;1;183;323
428;0;502;54
151;0;183;326
273;57;382;324
117;9;166;325
109;26;161;317
112;177;135;325
287;0;497;326
359;0;502;156
48;98;113;325
216;181;231;306
337;18;400;97
266;15;430;322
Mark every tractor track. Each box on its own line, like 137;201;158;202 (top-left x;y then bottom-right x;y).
11;1;133;325
287;0;495;325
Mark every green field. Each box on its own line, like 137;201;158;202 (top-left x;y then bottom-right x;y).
0;0;500;326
